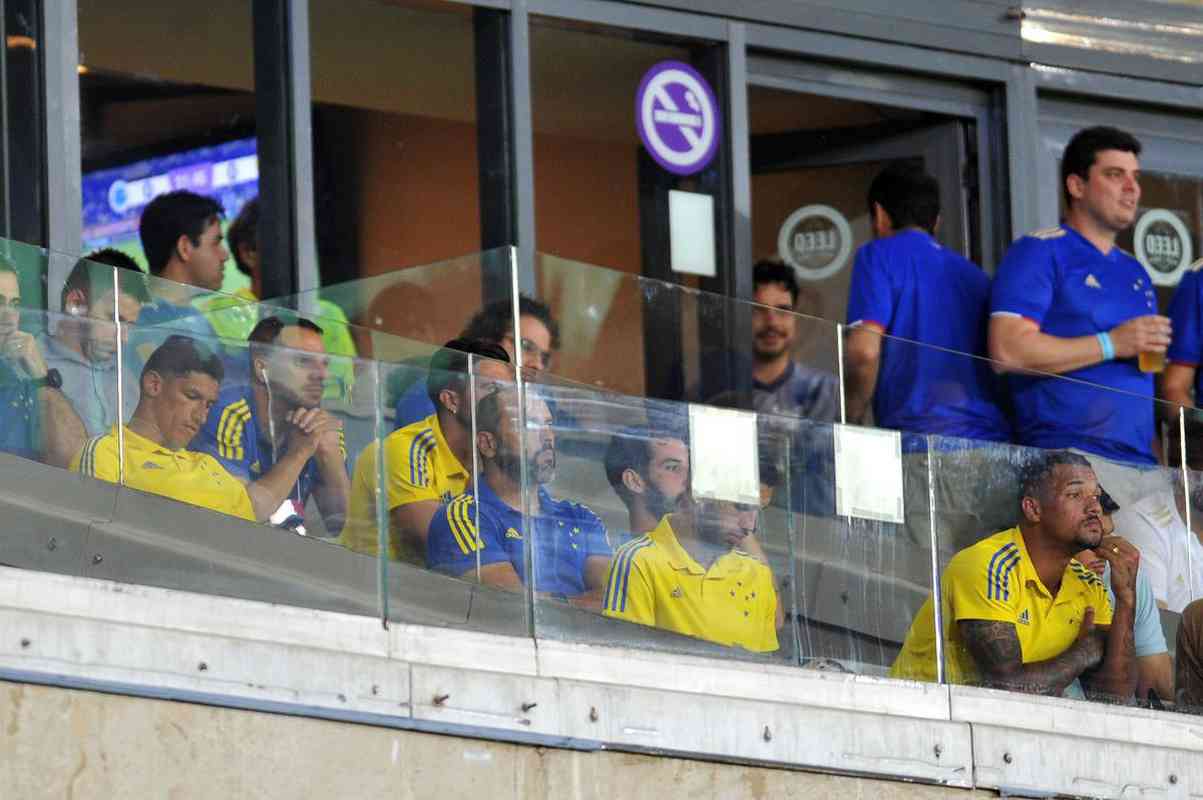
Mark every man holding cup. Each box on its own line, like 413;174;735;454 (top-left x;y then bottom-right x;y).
988;126;1169;476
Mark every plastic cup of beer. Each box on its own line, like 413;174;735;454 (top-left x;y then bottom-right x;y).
1139;350;1166;373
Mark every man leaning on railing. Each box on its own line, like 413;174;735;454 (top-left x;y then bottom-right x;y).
891;451;1138;701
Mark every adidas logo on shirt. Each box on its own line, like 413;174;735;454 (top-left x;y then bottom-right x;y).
1084;274;1102;289
142;462;164;470
1017;609;1031;626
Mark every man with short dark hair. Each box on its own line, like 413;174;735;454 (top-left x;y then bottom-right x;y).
0;261;87;468
891;451;1138;701
191;316;349;532
133;191;226;350
343;339;513;561
604;426;691;544
844;161;1009;441
393;296;559;428
426;386;611;607
990;126;1168;467
37;249;149;436
71;335;254;521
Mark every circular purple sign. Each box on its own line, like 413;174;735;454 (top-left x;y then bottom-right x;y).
635;61;721;176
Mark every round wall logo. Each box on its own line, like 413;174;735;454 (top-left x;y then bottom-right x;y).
777;205;854;281
1134;209;1193;287
635;61;720;176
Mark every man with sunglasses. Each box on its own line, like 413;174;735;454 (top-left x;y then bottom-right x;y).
192;315;349;534
601;438;785;653
392;296;558;428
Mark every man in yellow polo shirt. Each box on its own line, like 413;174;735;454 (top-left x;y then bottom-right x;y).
891;451;1139;700
602;429;784;653
340;339;511;562
71;334;254;522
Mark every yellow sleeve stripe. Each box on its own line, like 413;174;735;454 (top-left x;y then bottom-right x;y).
216;400;251;461
447;495;481;556
603;536;652;613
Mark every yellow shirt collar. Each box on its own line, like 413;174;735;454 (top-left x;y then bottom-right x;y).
651;514;744;578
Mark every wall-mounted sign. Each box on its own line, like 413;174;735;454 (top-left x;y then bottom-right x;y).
1134;208;1194;287
777;204;853;282
635;61;720;177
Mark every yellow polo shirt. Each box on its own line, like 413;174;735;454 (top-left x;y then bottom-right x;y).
340;413;468;560
70;426;255;522
602;515;779;653
890;526;1113;684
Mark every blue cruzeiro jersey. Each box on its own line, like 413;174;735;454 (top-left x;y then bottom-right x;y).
1166;259;1203;400
193;382;346;513
426;477;612;598
991;224;1157;465
846;229;1010;443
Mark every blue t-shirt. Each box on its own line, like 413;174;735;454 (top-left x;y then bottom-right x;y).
846;229;1010;443
1166;260;1203;399
394;380;437;430
193;382;345;515
0;361;39;461
991;225;1156;465
426;478;612;598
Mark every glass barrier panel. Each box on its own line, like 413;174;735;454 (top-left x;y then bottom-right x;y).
1170;407;1203;712
533;252;843;415
526;380;798;664
367;346;529;636
81;321;383;619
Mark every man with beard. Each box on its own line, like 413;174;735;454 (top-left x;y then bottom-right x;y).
425;387;611;608
1112;420;1203;613
193;316;348;532
341;339;512;561
38;249;149;436
891;451;1138;700
601;439;784;653
603;425;691;546
1069;487;1171;703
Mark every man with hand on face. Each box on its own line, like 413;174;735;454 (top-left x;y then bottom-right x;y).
426;386;611;608
192;316;348;533
1068;487;1171;703
38;249;149;436
342;339;513;562
0;261;86;468
601;439;784;653
891;451;1138;701
71;335;254;521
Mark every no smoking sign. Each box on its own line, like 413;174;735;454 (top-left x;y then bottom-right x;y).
636;61;720;176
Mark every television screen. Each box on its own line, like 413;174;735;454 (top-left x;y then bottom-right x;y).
81;137;259;295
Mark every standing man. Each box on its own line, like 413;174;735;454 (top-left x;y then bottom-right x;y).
0;261;86;468
38;249;149;436
989;127;1169;470
134;191;227;351
844;161;1009;441
426;387;611;607
192;316;349;534
891;452;1138;701
1161;257;1203;410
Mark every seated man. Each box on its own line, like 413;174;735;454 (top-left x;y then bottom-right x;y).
426;386;611;606
393;296;558;428
891;451;1138;700
0;260;86;468
603;424;691;545
601;435;784;654
71;335;254;522
342;339;512;561
1068;487;1171;703
192;316;348;533
38;249;148;436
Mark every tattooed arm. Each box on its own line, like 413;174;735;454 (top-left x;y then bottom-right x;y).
958;617;1105;695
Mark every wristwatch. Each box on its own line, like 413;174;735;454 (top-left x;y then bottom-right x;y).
31;368;62;390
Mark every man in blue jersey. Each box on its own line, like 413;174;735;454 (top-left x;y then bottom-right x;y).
845;161;1012;550
1161;257;1203;409
845;161;1009;441
130;191;229;369
192;315;349;534
426;385;612;608
989;126;1169;471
